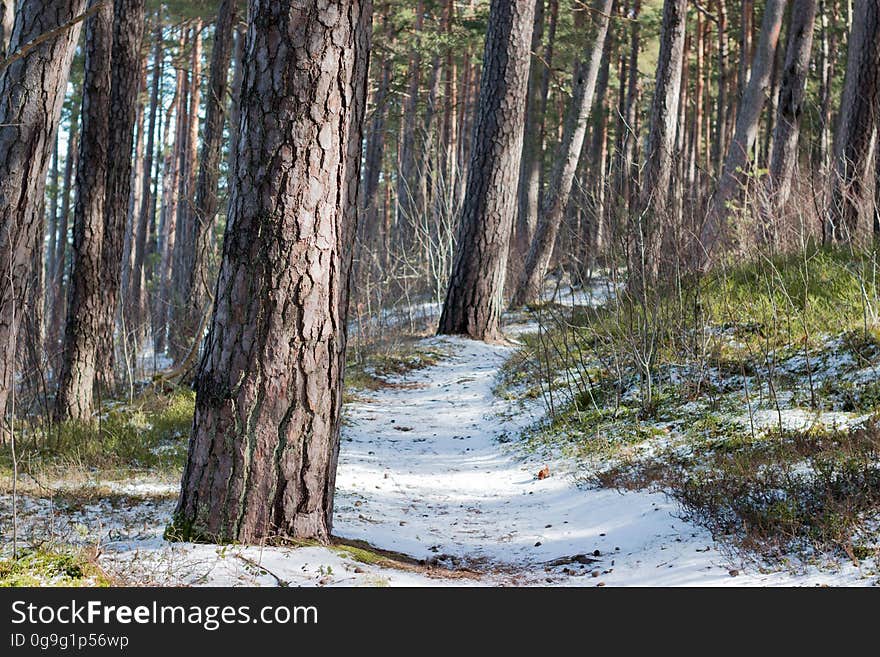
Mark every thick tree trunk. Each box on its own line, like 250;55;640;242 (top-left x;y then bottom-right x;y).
182;1;237;365
55;0;113;422
0;0;87;429
827;0;880;242
437;0;536;339
512;0;613;308
96;0;145;385
173;0;371;544
699;0;786;267
764;0;817;227
630;0;687;285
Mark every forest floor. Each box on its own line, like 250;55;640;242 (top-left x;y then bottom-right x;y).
3;271;878;586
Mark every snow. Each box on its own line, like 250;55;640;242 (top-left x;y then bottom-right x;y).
3;279;877;586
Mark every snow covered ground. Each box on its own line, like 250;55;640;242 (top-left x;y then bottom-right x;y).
4;277;876;586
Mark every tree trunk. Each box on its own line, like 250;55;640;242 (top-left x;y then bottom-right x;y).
55;0;113;422
712;0;730;175
630;0;688;285
129;22;163;345
48;114;78;365
96;0;145;385
0;0;87;429
516;0;546;250
395;0;424;233
168;22;202;363
437;0;536;339
764;0;817;228
512;0;613;308
183;1;237;366
699;0;786;266
0;0;13;56
173;0;371;544
827;0;880;242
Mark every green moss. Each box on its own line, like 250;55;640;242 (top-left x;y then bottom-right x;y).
0;548;111;587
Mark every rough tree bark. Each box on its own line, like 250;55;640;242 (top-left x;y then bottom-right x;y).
173;0;371;544
55;0;113;422
0;0;88;428
764;0;817;227
512;0;613;308
437;0;536;340
699;0;786;267
630;0;687;285
96;0;145;384
827;0;880;242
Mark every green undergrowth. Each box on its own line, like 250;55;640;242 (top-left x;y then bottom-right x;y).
509;245;880;566
0;546;111;587
0;388;195;481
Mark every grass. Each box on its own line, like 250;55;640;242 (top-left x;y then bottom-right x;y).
511;244;880;566
0;546;112;587
345;335;447;399
0;388;195;483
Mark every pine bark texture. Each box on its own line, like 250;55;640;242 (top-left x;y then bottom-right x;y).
512;0;613;308
699;0;786;266
56;0;113;422
437;0;536;340
827;0;880;242
0;0;88;426
174;0;371;543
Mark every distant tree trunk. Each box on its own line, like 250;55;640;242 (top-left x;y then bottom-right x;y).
154;30;187;355
183;1;237;366
817;0;839;206
129;22;163;345
827;0;880;242
437;0;536;339
0;1;13;56
617;0;641;212
169;22;202;363
96;0;146;384
512;0;613;308
227;22;246;185
174;0;371;544
630;0;687;285
0;0;87;429
47;137;60;296
396;0;424;233
56;0;113;422
49;115;78;363
699;0;786;267
517;0;546;249
764;0;817;232
712;0;730;175
362;11;392;249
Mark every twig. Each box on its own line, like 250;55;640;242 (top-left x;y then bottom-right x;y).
0;1;109;74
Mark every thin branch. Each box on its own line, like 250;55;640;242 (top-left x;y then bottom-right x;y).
0;1;109;74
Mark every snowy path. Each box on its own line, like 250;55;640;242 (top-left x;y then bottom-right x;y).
331;326;871;586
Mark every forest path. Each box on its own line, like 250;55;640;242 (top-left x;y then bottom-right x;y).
332;303;866;586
